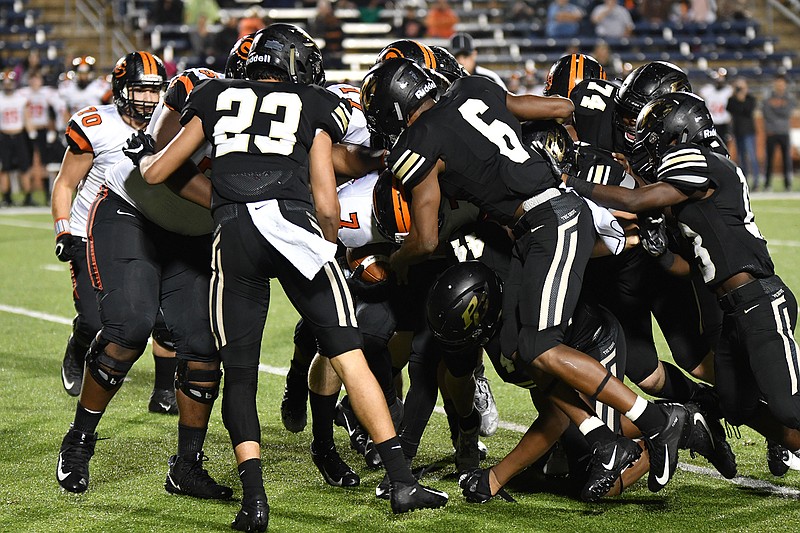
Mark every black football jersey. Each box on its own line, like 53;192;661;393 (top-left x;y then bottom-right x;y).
657;143;774;287
570;78;620;152
446;219;514;282
165;67;223;112
181;78;351;207
575;142;630;187
387;76;556;225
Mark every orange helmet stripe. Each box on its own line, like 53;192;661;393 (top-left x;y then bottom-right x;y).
138;51;156;75
391;177;411;233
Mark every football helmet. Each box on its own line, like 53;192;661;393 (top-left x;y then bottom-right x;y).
426;261;503;349
72;55;96;88
246;23;325;85
521;120;576;178
372;169;412;245
543;54;606;98
225;33;255;79
614;61;692;151
111;51;167;122
634;92;717;178
375;39;452;94
361;58;438;137
429;45;468;82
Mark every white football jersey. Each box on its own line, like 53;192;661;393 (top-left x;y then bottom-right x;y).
337;172;388;249
0;91;27;132
699;84;733;126
327;83;370;147
59;78;109;117
18;85;60;129
65;104;138;237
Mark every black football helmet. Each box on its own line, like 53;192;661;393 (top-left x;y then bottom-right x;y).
361;58;438;138
543;54;606;98
634;92;718;180
521;120;576;178
614;61;692;152
246;23;325;85
225;33;255;79
429;45;468;82
426;261;503;349
111;51;167;122
372;169;412;244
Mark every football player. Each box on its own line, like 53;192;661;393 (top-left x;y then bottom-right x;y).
58;56;110;120
569;92;800;465
0;71;33;206
129;24;448;531
361;57;694;494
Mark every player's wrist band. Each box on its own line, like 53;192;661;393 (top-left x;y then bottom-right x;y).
566;176;596;198
54;218;70;238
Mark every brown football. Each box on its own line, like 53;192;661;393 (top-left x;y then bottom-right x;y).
346;244;392;283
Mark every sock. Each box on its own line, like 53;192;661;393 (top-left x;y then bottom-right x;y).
658;362;700;402
561;423;593;473
375;436;415;485
443;398;459;445
309;391;338;451
579;416;616;445
73;402;103;434
3;191;11;204
177;424;207;457
459;408;481;433
625;396;668;437
238;458;266;504
153;355;177;391
24;192;32;205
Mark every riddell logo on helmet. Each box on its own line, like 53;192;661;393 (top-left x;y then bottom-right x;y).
414;80;435;99
246;54;272;65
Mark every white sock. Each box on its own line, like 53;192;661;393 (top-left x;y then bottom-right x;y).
578;416;605;436
624;396;648;422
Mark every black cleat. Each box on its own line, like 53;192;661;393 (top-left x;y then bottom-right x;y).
57;426;97;493
149;388;179;415
645;403;689;492
61;338;84;397
231;498;269;532
280;368;308;433
334;397;369;458
459;468;515;503
682;402;737;479
376;472;392;500
363;438;383;469
390;481;448;513
165;452;233;500
767;440;792;477
581;436;642;502
311;443;360;487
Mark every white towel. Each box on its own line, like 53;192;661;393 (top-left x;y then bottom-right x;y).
246;199;338;280
580;194;626;256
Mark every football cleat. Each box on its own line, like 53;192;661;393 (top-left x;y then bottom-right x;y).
474;376;499;437
148;388;178;415
57;426;97;493
363;438;383;468
454;424;481;474
311;442;360;487
376;472;392;500
459;468;516;503
231;498;269;532
682;402;737;479
581;435;642;502
61;338;84;397
645;403;689;492
334;397;371;459
542;441;570;477
767;440;792;477
390;481;448;513
280;367;308;433
165;452;233;500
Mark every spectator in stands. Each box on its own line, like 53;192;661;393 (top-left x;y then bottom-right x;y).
312;0;345;70
360;0;384;23
189;15;216;62
638;0;673;23
449;32;507;89
215;13;241;58
238;7;267;39
546;0;584;38
152;0;184;25
592;40;622;79
399;6;426;38
717;0;750;20
689;0;717;23
184;0;219;26
426;0;459;39
591;0;634;38
699;68;733;143
763;74;796;192
726;77;762;190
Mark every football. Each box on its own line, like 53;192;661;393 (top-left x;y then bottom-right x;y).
346;244;393;283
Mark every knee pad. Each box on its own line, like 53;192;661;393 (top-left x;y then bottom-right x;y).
175;360;222;404
85;336;134;391
221;366;261;447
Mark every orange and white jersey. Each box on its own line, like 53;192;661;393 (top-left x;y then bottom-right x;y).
327;83;370;147
59;77;109;117
337;171;387;249
0;91;27;133
64;104;138;237
18;85;60;129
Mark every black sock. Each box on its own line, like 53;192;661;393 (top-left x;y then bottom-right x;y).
634;403;669;437
238;458;266;504
177;424;207;457
153;355;177;391
309;391;338;451
658;362;700;402
585;423;616;446
73;402;103;434
3;191;11;204
459;408;481;433
443;399;459;444
375;436;415;485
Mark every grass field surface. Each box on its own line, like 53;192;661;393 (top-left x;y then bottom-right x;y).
1;197;799;532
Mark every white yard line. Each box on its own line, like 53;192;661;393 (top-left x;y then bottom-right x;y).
3;302;799;498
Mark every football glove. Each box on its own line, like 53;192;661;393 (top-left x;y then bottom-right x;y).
55;232;76;262
123;130;156;167
639;215;668;257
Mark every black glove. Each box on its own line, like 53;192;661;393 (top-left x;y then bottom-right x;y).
639;215;668;257
123;130;156;166
55;233;76;262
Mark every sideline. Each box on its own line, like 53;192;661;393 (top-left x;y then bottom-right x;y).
4;302;799;499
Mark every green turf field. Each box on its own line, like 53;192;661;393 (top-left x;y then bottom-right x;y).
1;198;799;532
